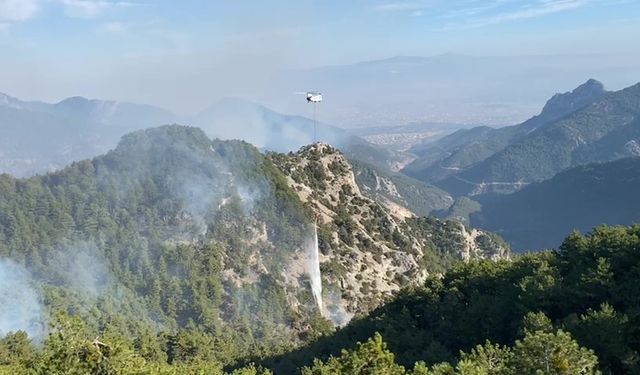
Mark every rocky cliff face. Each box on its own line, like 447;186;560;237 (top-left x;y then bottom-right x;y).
269;143;509;318
351;159;454;217
541;79;607;121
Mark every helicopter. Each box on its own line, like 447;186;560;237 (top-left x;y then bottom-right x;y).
306;92;323;103
294;91;323;142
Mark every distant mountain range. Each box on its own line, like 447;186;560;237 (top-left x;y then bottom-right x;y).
0;93;404;177
397;79;640;251
471;157;640;251
0;93;176;177
404;79;608;182
4;78;640;254
276;54;639;127
403;79;640;196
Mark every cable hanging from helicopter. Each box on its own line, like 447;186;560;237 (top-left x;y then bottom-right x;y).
306;92;322;143
295;91;323;143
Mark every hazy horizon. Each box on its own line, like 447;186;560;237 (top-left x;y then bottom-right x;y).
1;0;639;126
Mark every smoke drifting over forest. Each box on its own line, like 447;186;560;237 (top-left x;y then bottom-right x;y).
0;260;45;342
0;242;116;342
48;242;112;299
0;126;339;349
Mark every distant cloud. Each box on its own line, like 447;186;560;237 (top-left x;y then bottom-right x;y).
446;0;592;29
439;1;511;19
484;0;588;23
0;0;39;21
374;1;428;17
59;0;137;18
100;21;126;33
374;2;425;12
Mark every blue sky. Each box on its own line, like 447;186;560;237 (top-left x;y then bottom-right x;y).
0;0;639;114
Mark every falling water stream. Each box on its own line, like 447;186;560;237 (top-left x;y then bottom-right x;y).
309;223;324;316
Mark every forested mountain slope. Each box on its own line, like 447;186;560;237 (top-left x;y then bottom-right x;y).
470;157;640;251
1;125;315;351
0;125;507;373
437;81;640;195
403;79;608;184
262;225;640;375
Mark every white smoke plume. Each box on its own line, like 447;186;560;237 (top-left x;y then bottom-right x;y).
324;289;353;327
0;259;46;342
48;242;111;298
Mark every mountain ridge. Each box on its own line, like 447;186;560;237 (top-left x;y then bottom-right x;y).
0;125;508;348
403;78;610;186
0;92;408;178
469;156;640;251
403;80;640;196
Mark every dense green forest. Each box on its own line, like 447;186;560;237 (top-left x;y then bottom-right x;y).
1;125;638;374
0;125;505;374
2;224;639;373
261;225;640;374
0;125;327;372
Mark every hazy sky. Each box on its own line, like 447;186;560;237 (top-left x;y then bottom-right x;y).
1;0;639;114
